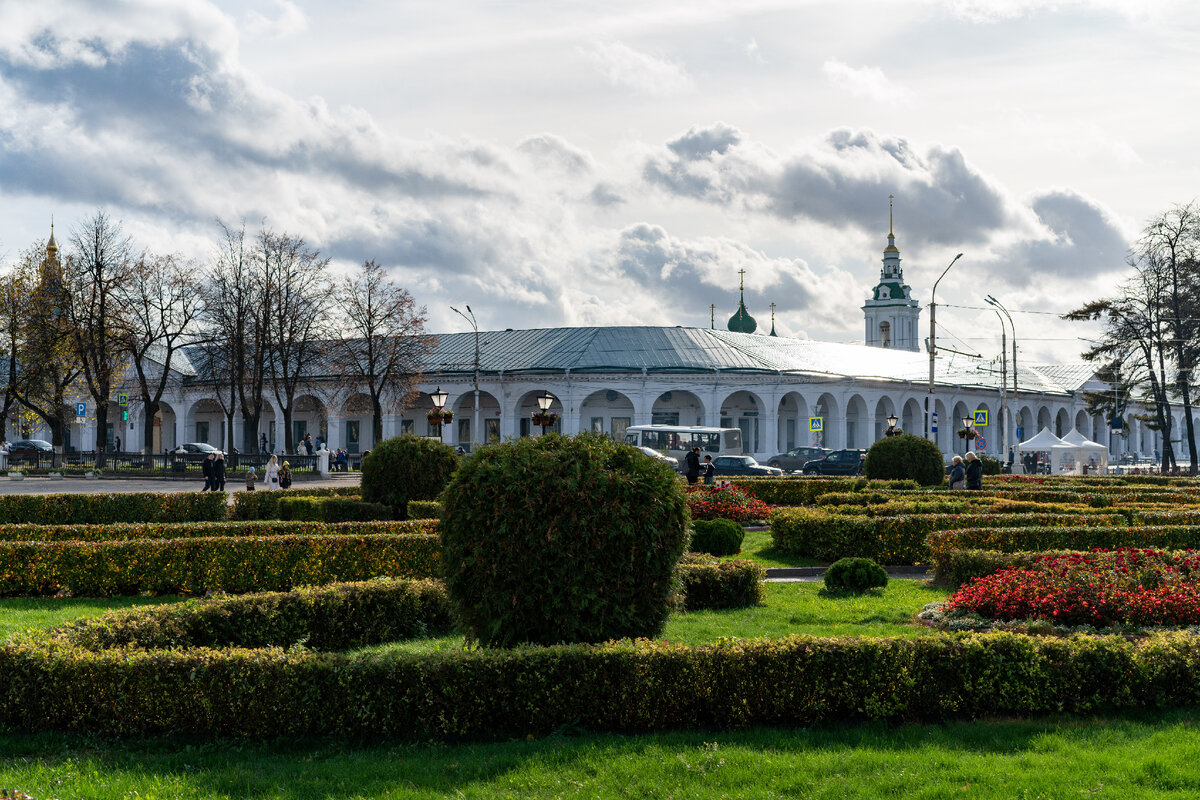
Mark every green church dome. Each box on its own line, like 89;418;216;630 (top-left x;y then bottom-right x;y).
727;298;757;333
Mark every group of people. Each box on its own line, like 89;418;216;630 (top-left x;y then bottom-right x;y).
948;451;984;490
684;446;716;485
200;452;292;492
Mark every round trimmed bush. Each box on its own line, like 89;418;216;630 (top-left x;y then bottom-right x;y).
690;518;745;556
361;435;458;517
824;557;889;593
862;433;946;487
440;432;690;647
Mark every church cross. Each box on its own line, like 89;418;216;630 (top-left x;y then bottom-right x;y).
738;268;746;292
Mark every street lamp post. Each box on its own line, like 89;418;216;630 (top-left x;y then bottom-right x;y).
450;305;482;452
885;414;900;437
985;305;1008;462
927;253;964;446
962;415;975;445
536;392;554;436
985;295;1018;443
430;387;448;441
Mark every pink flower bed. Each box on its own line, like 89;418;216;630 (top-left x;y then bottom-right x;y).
946;548;1200;627
686;483;772;524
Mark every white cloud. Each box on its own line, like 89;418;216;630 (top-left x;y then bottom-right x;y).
244;0;309;40
821;59;910;105
745;37;765;64
579;41;695;96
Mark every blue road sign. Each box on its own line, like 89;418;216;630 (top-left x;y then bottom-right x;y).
118;393;129;407
973;410;989;427
809;417;823;432
75;402;86;418
931;411;939;433
975;435;988;450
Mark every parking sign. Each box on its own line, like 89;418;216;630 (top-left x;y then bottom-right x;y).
75;402;86;418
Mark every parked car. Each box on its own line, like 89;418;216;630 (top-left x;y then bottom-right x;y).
176;442;220;454
801;448;868;476
5;439;53;464
766;446;830;472
635;445;680;470
709;455;783;477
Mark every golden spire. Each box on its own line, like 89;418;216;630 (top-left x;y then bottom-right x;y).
888;194;894;237
47;215;58;257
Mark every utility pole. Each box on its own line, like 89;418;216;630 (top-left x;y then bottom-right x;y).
926;253;964;446
987;304;1008;460
451;305;482;452
986;295;1017;443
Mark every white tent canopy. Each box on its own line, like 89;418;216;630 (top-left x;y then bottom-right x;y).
1060;427;1109;473
1018;427;1075;474
1018;427;1069;451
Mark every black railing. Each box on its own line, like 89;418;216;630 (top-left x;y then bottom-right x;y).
1;451;324;475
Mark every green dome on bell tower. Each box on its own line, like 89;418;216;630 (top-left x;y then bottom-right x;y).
727;268;757;333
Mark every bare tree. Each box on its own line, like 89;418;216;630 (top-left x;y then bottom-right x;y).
114;252;204;456
1138;202;1200;472
333;260;434;443
65;211;132;466
0;265;28;442
260;230;332;453
10;239;81;465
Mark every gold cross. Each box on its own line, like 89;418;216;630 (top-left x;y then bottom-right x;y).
738;268;746;291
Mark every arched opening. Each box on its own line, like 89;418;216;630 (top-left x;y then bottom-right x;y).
845;394;868;448
720;390;765;455
341;393;374;453
813;393;840;450
879;321;891;348
776;392;810;453
901;398;922;438
288;395;327;454
1037;406;1052;434
452;391;502;447
873;396;896;442
580;389;635;440
1055;408;1070;439
516;390;563;437
653;390;705;427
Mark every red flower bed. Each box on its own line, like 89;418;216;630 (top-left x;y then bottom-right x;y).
946;548;1200;627
686;483;772;524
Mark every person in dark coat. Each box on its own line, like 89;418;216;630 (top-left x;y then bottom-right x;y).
948;455;966;489
303;434;314;456
964;451;984;490
684;446;701;485
702;454;715;485
214;452;227;491
201;452;215;491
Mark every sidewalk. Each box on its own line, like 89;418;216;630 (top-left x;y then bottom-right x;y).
764;566;932;583
0;473;361;495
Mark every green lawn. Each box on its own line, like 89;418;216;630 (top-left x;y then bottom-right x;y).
725;528;825;568
4;712;1200;798
0;595;186;640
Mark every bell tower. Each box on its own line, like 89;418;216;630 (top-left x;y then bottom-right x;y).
862;196;920;351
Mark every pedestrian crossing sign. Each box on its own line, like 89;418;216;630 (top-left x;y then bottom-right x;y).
118;393;129;407
973;410;989;427
809;417;823;432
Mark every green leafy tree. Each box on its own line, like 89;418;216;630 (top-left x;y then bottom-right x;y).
862;433;945;486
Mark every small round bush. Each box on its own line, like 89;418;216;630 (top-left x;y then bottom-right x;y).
361;435;458;517
862;433;946;487
979;454;1002;475
440;432;690;647
824;557;889;593
690;518;745;556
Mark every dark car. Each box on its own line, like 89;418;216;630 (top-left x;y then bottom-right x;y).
709;455;783;477
801;448;868;476
176;442;220;454
766;446;830;472
5;439;53;464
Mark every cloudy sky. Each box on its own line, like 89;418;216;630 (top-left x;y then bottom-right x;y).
1;0;1196;365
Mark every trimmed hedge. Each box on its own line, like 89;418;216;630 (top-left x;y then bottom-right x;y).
0;492;228;524
928;524;1200;566
728;477;920;506
229;487;361;520
361;435;459;516
0;534;441;596
58;578;455;651
689;518;745;556
770;508;1127;564
278;497;393;522
8;630;1200;736
862;434;946;486
678;556;764;610
824;557;888;593
406;500;443;520
0;519;436;542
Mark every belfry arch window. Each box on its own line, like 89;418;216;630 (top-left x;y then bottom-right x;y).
879;321;891;348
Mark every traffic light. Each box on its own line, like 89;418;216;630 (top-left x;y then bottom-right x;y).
122;409;128;422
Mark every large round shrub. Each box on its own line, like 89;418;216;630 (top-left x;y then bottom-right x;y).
824;557;888;593
690;518;745;556
862;433;946;487
440;432;690;647
360;435;458;517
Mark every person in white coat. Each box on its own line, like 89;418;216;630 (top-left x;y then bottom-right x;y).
264;454;281;490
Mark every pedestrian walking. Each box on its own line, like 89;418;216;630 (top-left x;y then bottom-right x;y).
279;460;292;489
245;467;257;492
948;455;965;489
264;454;280;490
259;433;268;454
702;454;715;485
303;434;314;456
964;451;983;490
201;452;216;491
214;452;227;491
684;446;701;485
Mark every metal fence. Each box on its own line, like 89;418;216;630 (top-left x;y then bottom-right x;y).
1;451;329;474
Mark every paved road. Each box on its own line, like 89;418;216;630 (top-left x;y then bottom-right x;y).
0;474;361;495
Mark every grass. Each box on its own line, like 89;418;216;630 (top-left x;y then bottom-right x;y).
0;596;186;640
722;528;825;568
4;712;1200;798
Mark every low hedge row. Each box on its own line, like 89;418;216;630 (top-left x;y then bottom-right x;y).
678;557;764;610
56;578;456;651
0;519;437;543
0;534;441;596
0;492;228;524
406;500;443;520
932;548;1071;587
278;497;393;522
928;524;1200;565
770;508;1127;564
727;477;919;506
7;630;1200;737
229;487;361;520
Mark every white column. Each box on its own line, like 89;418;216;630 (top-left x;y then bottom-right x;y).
326;415;343;452
232;416;244;454
274;415;287;454
381;413;397;440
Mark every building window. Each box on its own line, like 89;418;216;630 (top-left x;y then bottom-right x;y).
879;321;891;348
196;421;209;445
520;417;531;438
652;411;680;425
292;421;307;447
591;417;605;434
346;420;360;453
458;418;470;443
486;418;501;442
611;417;630;440
400;419;413;435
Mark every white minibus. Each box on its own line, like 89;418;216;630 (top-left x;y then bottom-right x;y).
623;425;743;463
